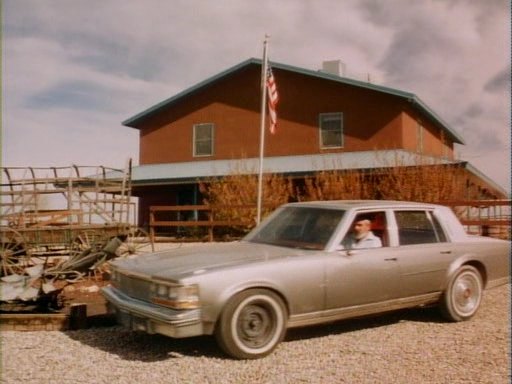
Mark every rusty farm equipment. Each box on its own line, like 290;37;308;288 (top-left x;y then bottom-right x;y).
0;161;153;308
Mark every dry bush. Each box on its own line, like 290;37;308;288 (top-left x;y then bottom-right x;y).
375;164;466;202
373;152;467;202
300;169;374;201
200;163;293;230
200;154;472;237
295;151;468;203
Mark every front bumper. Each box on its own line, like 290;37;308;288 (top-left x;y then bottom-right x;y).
101;285;204;338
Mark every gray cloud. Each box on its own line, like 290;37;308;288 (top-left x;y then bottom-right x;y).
26;81;111;111
484;66;511;93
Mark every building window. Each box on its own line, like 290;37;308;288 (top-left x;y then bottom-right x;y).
319;112;343;148
193;123;214;157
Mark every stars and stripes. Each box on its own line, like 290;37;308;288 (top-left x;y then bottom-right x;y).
266;66;279;134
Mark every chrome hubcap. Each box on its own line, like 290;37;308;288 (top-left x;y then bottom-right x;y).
453;273;481;315
238;304;273;347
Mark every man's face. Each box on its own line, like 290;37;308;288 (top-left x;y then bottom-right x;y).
353;219;371;239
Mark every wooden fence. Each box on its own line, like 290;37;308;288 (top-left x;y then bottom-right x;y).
149;200;511;242
439;200;510;238
149;204;259;242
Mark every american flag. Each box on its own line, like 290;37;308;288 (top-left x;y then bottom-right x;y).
266;66;279;134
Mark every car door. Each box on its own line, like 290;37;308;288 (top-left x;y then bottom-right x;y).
324;247;402;309
390;209;455;297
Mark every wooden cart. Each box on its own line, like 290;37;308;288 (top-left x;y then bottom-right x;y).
0;161;152;281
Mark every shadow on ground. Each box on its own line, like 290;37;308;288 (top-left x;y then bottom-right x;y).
65;305;444;362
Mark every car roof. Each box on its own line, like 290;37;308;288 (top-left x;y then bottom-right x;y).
285;200;441;210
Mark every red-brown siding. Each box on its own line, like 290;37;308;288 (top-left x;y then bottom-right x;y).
136;65;454;165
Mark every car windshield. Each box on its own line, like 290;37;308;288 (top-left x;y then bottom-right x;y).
245;206;345;250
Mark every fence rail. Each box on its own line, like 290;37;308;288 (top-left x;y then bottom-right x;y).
149;204;260;242
438;199;510;238
149;200;511;242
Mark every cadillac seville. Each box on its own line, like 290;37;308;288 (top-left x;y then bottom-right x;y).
102;201;510;359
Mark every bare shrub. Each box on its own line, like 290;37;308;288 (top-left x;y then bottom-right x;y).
373;152;467;202
300;169;374;201
200;163;293;231
200;154;473;238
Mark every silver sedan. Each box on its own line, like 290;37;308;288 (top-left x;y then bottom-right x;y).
102;201;510;359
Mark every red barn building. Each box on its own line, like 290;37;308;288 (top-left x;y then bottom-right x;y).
122;58;505;227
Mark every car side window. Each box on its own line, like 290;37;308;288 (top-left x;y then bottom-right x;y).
395;210;446;245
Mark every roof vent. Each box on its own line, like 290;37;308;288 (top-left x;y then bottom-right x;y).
321;60;346;76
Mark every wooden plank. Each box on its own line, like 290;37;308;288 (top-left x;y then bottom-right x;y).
149;204;269;212
150;205;210;211
150;220;249;227
460;219;511;226
441;200;511;207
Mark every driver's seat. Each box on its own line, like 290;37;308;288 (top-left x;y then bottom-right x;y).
371;214;388;247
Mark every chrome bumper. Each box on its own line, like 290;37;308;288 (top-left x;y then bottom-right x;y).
101;285;203;338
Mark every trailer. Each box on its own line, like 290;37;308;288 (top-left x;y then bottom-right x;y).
0;160;153;305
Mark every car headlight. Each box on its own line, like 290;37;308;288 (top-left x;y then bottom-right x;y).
150;282;200;309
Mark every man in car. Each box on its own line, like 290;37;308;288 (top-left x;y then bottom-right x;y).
343;215;382;249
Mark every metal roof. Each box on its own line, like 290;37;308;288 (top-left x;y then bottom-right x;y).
120;150;505;196
462;162;509;196
122;58;465;144
127;149;455;185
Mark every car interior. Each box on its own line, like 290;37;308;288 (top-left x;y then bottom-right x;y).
370;212;388;247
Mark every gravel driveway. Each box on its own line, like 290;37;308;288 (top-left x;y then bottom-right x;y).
1;284;510;384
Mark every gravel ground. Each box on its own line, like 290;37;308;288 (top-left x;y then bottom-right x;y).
1;283;510;384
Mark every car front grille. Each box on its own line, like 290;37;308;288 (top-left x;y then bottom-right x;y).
117;272;153;302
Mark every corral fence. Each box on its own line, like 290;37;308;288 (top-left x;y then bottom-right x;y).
440;199;510;239
149;200;511;242
149;204;264;242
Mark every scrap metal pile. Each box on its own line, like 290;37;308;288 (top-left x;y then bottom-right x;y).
0;160;152;310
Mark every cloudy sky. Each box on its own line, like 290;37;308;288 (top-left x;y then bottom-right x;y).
2;0;510;192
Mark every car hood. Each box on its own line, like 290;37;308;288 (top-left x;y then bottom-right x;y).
111;241;306;281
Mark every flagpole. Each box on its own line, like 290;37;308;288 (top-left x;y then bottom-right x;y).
256;36;269;225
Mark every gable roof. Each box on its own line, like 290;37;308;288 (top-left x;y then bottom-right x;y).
122;58;465;145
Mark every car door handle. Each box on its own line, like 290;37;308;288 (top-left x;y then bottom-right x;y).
440;250;452;254
384;257;397;261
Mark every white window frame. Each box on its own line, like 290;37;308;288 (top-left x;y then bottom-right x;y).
193;123;214;157
319;112;344;149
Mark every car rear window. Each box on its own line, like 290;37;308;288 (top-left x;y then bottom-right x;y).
395;210;447;245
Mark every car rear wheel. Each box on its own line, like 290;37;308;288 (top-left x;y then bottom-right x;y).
215;289;287;359
440;265;483;322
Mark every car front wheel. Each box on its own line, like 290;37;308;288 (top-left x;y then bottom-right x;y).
440;265;483;322
215;289;287;359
